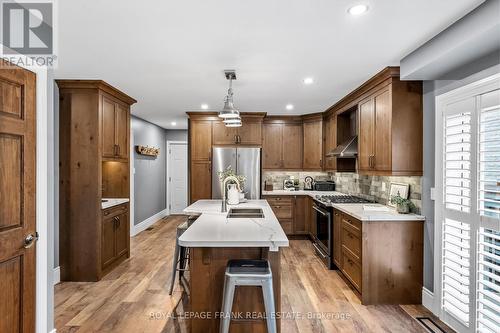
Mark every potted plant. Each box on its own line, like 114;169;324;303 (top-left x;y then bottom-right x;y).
217;166;246;190
390;195;415;214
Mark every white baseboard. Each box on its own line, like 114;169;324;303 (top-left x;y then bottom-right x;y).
132;209;168;236
53;266;60;285
49;329;57;333
422;287;436;315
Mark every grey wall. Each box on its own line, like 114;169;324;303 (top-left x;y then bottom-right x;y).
421;59;500;292
165;129;188;141
132;116;168;225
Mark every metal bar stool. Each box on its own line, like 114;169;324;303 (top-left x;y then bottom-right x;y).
220;259;276;333
168;216;197;295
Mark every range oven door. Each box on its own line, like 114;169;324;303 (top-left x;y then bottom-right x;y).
312;202;333;269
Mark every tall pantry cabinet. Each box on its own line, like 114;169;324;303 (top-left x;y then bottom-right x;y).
58;80;136;282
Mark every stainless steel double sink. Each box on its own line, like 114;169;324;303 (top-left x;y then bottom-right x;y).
226;208;265;218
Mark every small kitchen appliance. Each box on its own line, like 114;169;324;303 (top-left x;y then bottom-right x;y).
313;180;336;191
283;177;299;191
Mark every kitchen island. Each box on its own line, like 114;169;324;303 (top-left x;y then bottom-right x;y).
180;200;289;333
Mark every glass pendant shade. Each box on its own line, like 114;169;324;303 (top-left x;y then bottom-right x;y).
223;117;241;124
225;121;242;127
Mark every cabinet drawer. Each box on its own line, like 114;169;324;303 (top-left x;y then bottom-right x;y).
342;223;361;261
341;214;362;236
102;203;128;219
342;249;362;292
265;196;293;205
270;204;293;219
279;218;293;235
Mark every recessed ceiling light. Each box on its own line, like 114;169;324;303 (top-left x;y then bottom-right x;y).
286;104;294;111
303;77;314;85
171;122;177;126
348;4;369;16
201;104;209;110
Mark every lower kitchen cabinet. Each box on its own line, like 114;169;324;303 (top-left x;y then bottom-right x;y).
263;195;310;236
332;209;423;305
101;203;130;273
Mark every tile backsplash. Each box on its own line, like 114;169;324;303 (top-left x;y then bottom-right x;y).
263;171;422;213
262;171;330;190
330;173;422;213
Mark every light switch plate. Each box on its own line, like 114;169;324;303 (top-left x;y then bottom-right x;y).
430;187;435;201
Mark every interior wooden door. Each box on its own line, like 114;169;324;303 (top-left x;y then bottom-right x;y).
373;87;392;171
358;97;374;171
282;123;303;169
262;123;283;169
190;161;212;203
0;64;36;333
115;103;129;159
102;96;116;158
303;120;323;169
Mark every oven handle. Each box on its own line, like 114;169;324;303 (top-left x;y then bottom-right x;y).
312;243;327;258
313;205;328;216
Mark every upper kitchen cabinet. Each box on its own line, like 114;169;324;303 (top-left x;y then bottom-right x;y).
191;119;213;161
325;67;423;176
212;113;265;145
262;117;303;170
302;114;323;170
102;96;130;160
323;114;337;171
357;79;422;176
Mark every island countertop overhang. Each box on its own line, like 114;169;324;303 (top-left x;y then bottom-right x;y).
179;200;290;251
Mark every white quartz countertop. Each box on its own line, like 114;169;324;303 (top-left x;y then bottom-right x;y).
180;200;289;251
261;190;425;222
102;198;129;209
331;203;425;222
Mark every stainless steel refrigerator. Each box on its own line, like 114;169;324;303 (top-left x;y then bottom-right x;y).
212;147;261;200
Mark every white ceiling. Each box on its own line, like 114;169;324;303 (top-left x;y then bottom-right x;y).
55;0;483;129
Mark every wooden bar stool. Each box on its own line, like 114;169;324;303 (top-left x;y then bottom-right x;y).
220;259;276;333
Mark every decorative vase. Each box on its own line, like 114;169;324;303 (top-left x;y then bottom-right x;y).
227;184;240;205
397;203;410;214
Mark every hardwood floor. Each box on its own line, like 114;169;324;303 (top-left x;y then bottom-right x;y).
55;215;453;333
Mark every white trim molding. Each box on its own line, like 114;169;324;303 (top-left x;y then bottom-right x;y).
131;209;168;236
53;267;60;285
422;287;437;315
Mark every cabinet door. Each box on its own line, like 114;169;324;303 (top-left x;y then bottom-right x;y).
373;88;392;171
101;217;116;269
190;121;212;161
190;161;212;203
238;119;262;145
358;98;374;171
303;120;323;169
115;103;129;159
333;209;342;268
283;124;303;169
102;97;116;158
293;196;308;235
213;121;238;145
324;116;337;170
262;123;283;169
115;212;129;258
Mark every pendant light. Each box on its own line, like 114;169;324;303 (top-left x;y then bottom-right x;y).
218;70;240;119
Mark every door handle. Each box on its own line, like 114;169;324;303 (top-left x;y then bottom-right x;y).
372;155;375;169
312;243;327;258
24;233;39;249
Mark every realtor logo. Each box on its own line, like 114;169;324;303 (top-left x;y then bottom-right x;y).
1;0;56;67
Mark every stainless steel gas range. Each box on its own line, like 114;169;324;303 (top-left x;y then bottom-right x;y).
312;194;371;269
